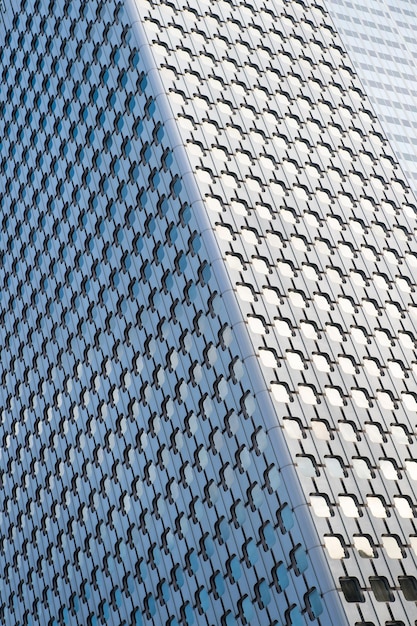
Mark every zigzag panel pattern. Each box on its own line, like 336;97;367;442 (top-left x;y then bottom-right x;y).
133;0;417;624
0;1;342;625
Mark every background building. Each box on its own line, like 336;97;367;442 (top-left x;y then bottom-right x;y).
0;0;417;625
327;0;417;193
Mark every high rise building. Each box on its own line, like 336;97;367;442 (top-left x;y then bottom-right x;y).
326;0;417;193
0;0;417;625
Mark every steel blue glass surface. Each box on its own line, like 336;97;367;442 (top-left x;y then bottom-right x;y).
2;0;417;625
0;1;328;624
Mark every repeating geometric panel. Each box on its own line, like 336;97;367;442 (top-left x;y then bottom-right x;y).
2;0;417;624
326;0;417;193
0;1;343;625
133;0;417;624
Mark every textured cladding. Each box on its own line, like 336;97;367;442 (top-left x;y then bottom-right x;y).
1;0;417;625
0;1;337;626
326;0;417;192
133;0;417;625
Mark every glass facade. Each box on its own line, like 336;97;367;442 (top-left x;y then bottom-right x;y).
326;0;417;191
1;0;417;625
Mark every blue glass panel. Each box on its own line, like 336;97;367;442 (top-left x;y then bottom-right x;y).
281;505;294;532
307;589;323;617
189;550;199;574
230;556;241;582
275;563;289;590
175;567;184;588
294;546;308;574
215;573;225;597
114;588;122;608
234;501;246;525
289;606;303;626
173;178;182;197
241;597;253;622
184;603;194;625
259;581;271;607
245;539;258;566
200;262;211;284
219;518;230;542
225;613;236;626
261;522;276;548
131;52;140;68
161;581;170;603
204;536;215;558
102;601;109;620
146;595;156;616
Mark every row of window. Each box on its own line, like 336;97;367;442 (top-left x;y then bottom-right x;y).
148;1;417;624
341;574;417;602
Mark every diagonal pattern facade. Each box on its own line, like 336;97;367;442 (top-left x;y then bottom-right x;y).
0;0;417;625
